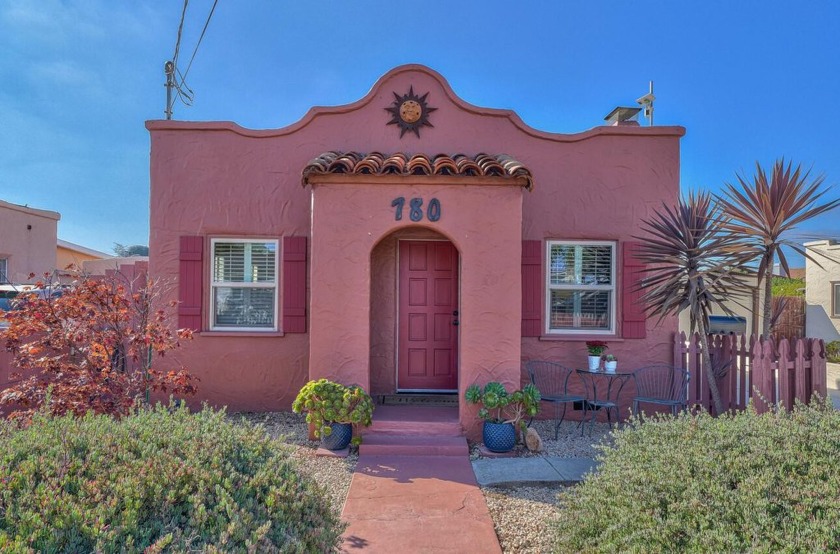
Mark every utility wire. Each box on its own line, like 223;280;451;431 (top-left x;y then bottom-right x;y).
181;0;219;83
172;0;189;66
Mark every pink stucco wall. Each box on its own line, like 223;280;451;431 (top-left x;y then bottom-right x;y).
308;180;524;436
146;64;684;423
0;200;59;284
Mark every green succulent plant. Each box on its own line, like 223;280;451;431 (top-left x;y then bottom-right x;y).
465;381;541;436
292;379;374;445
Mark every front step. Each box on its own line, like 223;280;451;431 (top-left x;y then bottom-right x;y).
359;434;469;457
366;405;463;437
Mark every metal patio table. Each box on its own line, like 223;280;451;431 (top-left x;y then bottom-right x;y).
575;368;634;436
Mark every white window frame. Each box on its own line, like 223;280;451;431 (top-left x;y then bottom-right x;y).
209;238;279;332
545;240;616;335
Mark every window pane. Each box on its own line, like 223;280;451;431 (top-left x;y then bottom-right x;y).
581;246;612;285
0;258;7;283
549;245;612;285
834;284;840;317
249;243;276;282
549;245;576;285
214;287;275;327
213;242;276;283
214;243;245;282
549;289;611;330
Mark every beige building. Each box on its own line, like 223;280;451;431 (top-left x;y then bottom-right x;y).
805;239;840;342
678;274;761;337
0;199;60;284
57;239;111;271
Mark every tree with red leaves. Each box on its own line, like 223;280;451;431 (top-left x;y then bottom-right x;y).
0;270;196;419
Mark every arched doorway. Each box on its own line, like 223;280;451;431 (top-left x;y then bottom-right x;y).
370;227;459;396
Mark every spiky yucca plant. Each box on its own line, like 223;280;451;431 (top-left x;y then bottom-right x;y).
636;192;748;414
717;159;840;337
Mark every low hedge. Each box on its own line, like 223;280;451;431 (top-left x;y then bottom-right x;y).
826;340;840;363
0;404;344;553
554;400;840;553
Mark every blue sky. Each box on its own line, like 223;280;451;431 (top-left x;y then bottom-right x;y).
2;1;839;263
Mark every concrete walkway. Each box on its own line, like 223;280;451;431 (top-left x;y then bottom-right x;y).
341;454;502;553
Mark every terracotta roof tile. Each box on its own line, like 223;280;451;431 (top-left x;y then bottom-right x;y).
302;152;533;189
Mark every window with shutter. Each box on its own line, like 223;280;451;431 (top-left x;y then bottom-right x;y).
210;239;278;331
545;241;616;334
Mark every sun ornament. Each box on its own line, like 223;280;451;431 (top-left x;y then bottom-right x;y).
385;86;437;138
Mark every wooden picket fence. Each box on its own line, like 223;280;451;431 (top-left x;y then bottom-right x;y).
674;332;827;414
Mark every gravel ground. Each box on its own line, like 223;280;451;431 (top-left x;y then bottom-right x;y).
230;412;613;554
482;484;566;553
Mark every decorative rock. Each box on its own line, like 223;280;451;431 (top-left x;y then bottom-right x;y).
315;446;350;458
525;427;543;452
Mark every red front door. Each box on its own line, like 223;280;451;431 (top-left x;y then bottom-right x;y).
398;241;459;391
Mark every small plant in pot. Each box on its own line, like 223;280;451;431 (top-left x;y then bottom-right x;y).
586;341;609;371
292;379;374;450
465;382;541;453
603;354;618;372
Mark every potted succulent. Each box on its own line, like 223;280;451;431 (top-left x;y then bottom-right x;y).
603;354;618;372
586;341;609;371
292;379;375;450
465;382;541;453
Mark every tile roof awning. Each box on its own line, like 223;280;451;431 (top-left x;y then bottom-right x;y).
301;151;533;190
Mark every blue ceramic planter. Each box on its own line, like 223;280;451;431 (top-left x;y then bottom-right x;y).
483;421;516;453
321;422;353;450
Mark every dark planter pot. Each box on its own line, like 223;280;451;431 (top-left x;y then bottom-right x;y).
321;422;353;451
483;421;516;453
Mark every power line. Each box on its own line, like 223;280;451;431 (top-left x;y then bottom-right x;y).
181;0;219;83
172;0;189;66
166;0;218;118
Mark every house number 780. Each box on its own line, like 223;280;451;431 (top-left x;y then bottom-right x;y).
391;197;441;222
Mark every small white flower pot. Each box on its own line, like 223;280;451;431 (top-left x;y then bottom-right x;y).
605;361;617;372
588;355;601;371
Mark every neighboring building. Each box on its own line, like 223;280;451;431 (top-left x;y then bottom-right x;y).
805;239;840;341
678;274;761;336
146;65;685;433
82;256;148;277
57;239;111;273
0;199;60;284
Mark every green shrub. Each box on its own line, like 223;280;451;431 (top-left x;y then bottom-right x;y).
554;401;840;553
0;403;344;553
826;340;840;363
771;276;805;297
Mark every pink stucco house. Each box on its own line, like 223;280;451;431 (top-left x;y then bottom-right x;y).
146;65;684;434
0;199;60;285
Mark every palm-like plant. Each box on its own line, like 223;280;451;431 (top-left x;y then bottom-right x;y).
717;160;840;337
636;192;749;414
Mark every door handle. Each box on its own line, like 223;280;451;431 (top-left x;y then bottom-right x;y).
452;310;459;316
453;320;459;326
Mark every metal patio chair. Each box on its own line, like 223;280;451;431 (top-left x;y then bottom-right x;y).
525;360;586;439
632;364;690;417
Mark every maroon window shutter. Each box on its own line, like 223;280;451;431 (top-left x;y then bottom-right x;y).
621;241;647;339
283;236;307;333
521;240;542;337
178;236;204;331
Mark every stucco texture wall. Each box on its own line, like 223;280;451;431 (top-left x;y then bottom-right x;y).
308;181;524;436
0;201;59;283
146;64;684;416
806;240;840;341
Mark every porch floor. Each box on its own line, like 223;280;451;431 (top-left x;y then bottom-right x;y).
365;404;462;436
